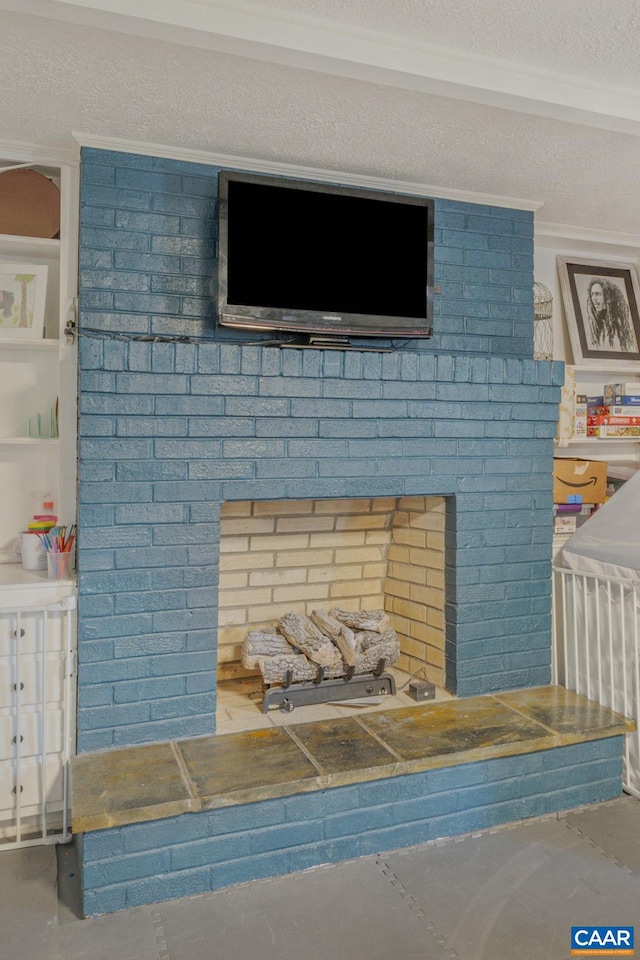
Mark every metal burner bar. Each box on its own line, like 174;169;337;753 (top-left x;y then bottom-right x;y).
261;672;396;713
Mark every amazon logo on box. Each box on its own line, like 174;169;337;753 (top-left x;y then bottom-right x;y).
553;458;608;504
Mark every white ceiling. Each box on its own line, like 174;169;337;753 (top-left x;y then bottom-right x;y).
2;0;640;237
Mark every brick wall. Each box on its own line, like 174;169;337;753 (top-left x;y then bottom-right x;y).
386;497;446;680
79;737;623;915
77;341;562;749
77;148;562;752
219;497;391;674
80;149;535;355
74;146;582;917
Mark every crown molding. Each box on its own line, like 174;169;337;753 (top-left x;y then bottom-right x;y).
9;0;640;138
72;132;544;212
535;220;640;249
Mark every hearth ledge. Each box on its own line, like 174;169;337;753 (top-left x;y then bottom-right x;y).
70;685;634;835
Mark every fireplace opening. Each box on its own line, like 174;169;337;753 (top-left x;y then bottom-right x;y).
216;496;455;732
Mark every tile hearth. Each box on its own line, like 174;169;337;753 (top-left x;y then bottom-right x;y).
71;686;633;835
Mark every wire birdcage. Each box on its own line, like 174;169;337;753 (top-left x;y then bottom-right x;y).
533;282;553;360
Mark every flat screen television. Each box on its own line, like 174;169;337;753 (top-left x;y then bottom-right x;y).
217;171;434;342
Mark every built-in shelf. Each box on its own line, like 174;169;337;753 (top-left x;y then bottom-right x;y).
0;338;59;351
0;437;58;446
0;562;74;590
573;364;640;375
0;234;60;260
0;155;77;852
556;438;640;446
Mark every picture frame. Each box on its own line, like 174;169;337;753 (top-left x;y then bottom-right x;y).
557;256;640;369
0;261;48;340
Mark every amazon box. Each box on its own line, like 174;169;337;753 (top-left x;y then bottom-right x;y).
553;458;608;504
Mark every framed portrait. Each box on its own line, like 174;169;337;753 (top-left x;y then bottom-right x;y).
557;256;640;369
0;262;48;339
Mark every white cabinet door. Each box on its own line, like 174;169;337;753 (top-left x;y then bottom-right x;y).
0;589;75;847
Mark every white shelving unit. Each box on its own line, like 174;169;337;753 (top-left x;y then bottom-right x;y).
0;143;78;848
0;145;78;565
535;231;640;586
554;365;640;576
555;365;640;465
535;230;640;466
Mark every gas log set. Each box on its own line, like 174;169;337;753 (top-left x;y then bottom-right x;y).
241;608;400;713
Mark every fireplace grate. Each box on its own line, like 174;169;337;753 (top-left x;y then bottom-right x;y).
261;662;396;713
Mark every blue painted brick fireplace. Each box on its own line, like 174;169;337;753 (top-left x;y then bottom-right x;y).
74;148;575;911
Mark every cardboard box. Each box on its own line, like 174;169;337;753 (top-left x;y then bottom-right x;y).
553;458;608;504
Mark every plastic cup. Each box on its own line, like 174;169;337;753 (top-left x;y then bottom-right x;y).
20;532;47;571
46;551;74;580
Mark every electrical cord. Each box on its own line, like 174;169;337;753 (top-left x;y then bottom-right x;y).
71;323;425;352
74;324;301;348
397;664;430;691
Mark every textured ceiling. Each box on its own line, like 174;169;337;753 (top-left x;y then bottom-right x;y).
240;0;640;88
1;4;640;236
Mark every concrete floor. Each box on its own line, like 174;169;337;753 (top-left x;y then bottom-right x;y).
3;794;640;960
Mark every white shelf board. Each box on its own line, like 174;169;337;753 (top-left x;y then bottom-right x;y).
0;562;75;591
556;438;640;445
0;338;59;352
0;234;60;260
0;437;58;445
573;364;640;375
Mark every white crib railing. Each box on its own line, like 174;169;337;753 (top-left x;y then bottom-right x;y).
0;595;76;848
552;565;640;798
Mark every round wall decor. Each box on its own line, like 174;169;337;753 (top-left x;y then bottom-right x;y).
0;168;61;239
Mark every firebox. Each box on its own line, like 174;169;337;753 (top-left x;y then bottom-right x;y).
217;496;446;718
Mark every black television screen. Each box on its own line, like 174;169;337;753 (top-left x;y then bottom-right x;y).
217;171;434;341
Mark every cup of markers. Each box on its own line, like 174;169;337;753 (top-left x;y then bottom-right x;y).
38;525;76;580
